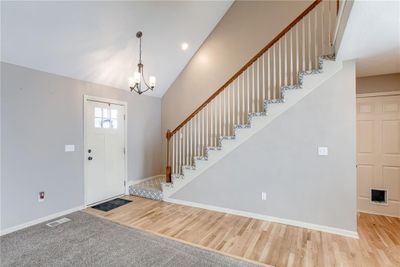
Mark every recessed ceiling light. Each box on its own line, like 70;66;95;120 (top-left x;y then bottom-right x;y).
181;42;189;51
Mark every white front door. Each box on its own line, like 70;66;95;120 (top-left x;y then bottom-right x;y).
85;98;126;205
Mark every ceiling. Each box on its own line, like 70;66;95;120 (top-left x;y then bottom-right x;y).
1;1;232;97
337;0;400;77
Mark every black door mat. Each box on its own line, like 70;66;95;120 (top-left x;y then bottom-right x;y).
91;198;132;212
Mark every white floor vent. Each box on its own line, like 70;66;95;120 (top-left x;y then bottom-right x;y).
46;217;71;227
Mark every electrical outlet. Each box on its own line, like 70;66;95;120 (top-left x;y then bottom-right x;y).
261;192;267;200
38;192;45;202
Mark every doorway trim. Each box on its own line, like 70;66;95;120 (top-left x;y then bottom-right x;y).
83;95;128;207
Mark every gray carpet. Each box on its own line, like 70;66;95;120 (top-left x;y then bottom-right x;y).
1;212;260;267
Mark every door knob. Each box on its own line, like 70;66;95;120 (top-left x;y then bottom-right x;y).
88;156;93;160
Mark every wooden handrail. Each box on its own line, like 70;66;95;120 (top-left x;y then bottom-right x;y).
169;0;322;136
337;0;340;15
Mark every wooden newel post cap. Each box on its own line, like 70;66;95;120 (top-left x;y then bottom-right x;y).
166;129;172;140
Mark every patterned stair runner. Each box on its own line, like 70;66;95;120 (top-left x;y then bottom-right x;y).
129;176;164;201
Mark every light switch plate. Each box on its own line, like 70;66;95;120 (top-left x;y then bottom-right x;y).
65;145;75;152
261;192;267;200
318;146;328;156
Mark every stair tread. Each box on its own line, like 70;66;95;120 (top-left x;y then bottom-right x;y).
129;177;163;201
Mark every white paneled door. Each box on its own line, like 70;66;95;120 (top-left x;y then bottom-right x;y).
356;94;400;217
85;98;126;206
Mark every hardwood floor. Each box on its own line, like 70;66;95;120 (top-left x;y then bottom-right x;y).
85;196;400;267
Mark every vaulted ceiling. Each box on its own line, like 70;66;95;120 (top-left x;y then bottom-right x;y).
1;1;232;97
337;0;400;77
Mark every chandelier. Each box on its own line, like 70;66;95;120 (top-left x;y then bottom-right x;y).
129;31;155;94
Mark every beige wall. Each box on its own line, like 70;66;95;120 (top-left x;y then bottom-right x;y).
161;0;312;166
356;73;400;94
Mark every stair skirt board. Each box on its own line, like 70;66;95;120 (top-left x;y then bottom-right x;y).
165;197;359;239
162;57;343;198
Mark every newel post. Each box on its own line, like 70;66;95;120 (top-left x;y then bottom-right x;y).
165;129;172;183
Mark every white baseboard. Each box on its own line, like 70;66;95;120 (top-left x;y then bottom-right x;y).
165;197;359;239
358;209;400;218
0;205;85;236
128;174;165;186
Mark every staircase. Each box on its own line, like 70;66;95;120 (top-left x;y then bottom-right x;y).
130;0;341;201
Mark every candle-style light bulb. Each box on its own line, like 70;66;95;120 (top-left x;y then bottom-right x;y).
133;71;141;84
149;76;156;88
128;77;135;87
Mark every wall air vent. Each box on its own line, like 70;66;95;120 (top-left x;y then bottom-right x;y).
371;189;387;204
46;217;71;227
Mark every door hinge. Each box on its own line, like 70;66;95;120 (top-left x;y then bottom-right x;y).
123;114;126;120
123;147;126;155
124;181;126;187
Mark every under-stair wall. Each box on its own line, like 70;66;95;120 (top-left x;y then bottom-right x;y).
168;61;357;237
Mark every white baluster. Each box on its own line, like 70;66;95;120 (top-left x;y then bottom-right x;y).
180;130;183;173
262;55;266;107
228;84;233;135
328;0;332;50
278;40;282;96
211;100;214;146
188;124;190;164
179;128;182;173
296;23;300;84
257;58;260;111
273;45;277;99
176;134;179;174
241;74;245;122
251;63;255;111
290;28;294;86
284;35;288;87
219;93;222;140
267;50;271;100
216;97;219;142
315;8;320;68
184;126;187;166
245;69;248;114
223;89;226;136
210;99;217;147
190;120;193;166
221;93;224;139
183;126;186;166
201;109;204;157
323;0;329;55
194;115;197;159
236;79;240;125
309;13;312;70
302;19;306;71
232;83;235;133
198;113;201;157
